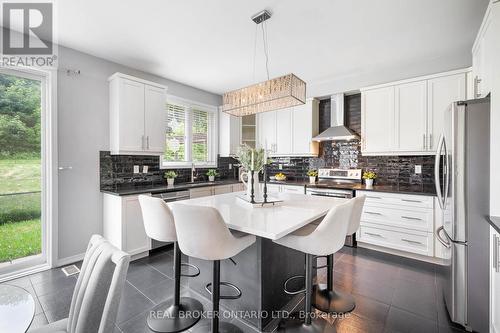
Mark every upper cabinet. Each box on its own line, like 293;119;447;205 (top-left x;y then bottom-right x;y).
361;69;466;155
256;98;319;156
472;4;494;99
219;113;257;157
109;73;167;155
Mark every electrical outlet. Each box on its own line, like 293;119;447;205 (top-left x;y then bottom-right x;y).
415;165;422;174
279;164;283;170
133;165;140;174
229;164;232;169
142;165;149;173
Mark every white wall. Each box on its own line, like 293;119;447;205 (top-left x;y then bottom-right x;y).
56;46;221;262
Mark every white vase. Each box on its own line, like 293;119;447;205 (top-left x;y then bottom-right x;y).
167;178;175;186
209;176;215;182
309;176;316;184
365;179;374;188
240;171;262;201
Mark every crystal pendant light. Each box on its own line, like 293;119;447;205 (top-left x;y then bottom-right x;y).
222;10;306;117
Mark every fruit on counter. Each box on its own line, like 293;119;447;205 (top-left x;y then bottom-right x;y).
275;173;286;181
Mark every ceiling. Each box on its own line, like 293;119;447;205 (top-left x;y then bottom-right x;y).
57;0;488;97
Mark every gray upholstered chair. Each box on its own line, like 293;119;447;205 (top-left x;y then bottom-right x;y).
30;234;130;333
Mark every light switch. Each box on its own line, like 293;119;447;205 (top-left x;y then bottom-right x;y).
133;165;140;174
415;165;422;174
143;165;149;173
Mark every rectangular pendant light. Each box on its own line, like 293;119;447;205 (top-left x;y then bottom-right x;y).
222;73;306;117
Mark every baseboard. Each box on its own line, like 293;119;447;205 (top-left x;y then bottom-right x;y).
57;253;85;267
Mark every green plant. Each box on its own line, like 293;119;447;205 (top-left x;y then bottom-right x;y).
363;171;377;180
206;169;219;177
164;171;177;179
235;145;266;172
307;170;318;177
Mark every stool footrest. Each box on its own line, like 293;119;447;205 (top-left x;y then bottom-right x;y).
205;282;242;300
283;275;306;295
313;255;328;269
180;262;200;278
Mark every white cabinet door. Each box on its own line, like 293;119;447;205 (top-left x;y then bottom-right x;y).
292;102;312;154
123;196;150;255
144;84;167;154
427;74;466;151
219;110;241;157
362;87;395;153
275;108;293;155
189;187;214;198
491;226;500;333
118;78;145;152
214;184;232;195
281;185;304;194
258;111;277;152
395;81;427;153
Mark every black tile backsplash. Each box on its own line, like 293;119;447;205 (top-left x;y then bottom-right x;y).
100;151;239;190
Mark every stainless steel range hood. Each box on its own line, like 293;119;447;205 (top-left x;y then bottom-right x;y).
313;93;360;141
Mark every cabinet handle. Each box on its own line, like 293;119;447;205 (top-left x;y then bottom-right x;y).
365;211;382;216
146;136;150;149
401;216;422;221
141;135;145;150
365;232;383;238
428;134;433;150
401;199;422;203
423;134;426;150
402;238;423;245
494;234;500;273
474;76;482;99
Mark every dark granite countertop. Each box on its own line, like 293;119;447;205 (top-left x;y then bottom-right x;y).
101;179;241;196
487;216;500;234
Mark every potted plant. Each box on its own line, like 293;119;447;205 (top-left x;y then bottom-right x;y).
206;169;219;182
307;170;318;184
235;145;266;200
164;171;177;186
363;171;377;188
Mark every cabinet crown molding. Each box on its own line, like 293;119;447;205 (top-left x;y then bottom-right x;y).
108;72;168;90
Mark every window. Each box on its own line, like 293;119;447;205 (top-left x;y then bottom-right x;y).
163;97;217;168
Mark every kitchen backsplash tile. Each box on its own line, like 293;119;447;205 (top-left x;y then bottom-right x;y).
100;151;239;190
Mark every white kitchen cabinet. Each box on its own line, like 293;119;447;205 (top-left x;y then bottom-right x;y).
189;183;245;198
361;69;468;155
395;81;427;152
257;98;319;156
472;4;494;98
103;193;150;258
276;108;293;155
361;86;395;153
427;73;466;151
263;183;304;194
356;191;435;258
109;73;167;155
491;224;500;333
219;109;241;157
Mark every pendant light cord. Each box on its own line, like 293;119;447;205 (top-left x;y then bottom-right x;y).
252;17;271;81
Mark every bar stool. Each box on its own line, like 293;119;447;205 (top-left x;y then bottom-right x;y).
273;199;355;332
172;204;256;333
138;195;203;333
313;196;366;314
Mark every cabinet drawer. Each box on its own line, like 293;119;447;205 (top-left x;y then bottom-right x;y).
361;206;433;232
358;191;434;209
358;224;433;256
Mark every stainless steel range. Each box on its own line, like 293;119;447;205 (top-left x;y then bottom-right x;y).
306;168;362;246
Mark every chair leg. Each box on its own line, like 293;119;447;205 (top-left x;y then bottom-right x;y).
146;242;204;333
312;253;355;314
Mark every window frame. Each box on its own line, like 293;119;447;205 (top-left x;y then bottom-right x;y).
161;95;218;169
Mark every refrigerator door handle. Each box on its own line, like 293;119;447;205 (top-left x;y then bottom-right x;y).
436;226;451;248
435;134;445;210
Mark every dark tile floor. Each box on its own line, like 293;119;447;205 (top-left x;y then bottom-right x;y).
2;246;467;333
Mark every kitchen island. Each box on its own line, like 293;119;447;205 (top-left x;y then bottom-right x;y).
170;192;346;331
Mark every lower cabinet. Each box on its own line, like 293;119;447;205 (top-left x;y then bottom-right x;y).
189;183;246;198
103;193;150;257
262;183;305;194
491;225;500;333
356;191;436;258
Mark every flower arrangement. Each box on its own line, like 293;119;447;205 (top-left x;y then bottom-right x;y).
307;170;318;177
164;171;177;186
362;171;377;180
206;169;218;181
275;173;286;181
235;145;266;172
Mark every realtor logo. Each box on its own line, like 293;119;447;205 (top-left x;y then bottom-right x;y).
2;2;53;54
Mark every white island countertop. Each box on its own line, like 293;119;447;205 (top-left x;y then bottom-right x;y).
170;192;348;240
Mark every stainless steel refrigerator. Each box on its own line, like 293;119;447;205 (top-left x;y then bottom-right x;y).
434;98;490;332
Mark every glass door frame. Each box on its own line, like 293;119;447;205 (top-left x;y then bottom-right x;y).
0;65;57;281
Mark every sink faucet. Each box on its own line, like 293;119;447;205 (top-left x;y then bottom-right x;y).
191;163;197;183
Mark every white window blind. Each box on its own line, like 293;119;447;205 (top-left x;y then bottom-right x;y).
163;98;218;168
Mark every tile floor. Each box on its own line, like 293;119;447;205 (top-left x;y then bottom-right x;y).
2;246;467;333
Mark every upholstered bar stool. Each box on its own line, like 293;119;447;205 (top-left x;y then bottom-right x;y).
313;196;366;314
172;204;256;333
138;195;203;333
273;199;355;332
